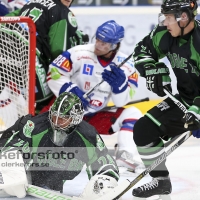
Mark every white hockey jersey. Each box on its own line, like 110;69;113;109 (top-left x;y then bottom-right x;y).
47;44;138;113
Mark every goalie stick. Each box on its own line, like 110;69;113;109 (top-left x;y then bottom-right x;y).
0;184;83;200
83;53;133;99
96;88;192;200
26;184;83;200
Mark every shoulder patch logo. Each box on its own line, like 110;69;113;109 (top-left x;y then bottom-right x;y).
68;12;77;28
23;120;35;138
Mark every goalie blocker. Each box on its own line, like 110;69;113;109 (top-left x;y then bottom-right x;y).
0;150;28;198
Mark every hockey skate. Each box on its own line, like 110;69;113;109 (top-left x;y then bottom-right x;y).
132;176;172;198
115;147;145;173
133;194;172;200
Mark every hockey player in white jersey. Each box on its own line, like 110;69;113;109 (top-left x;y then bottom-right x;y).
110;107;145;172
48;20;136;113
47;20;144;171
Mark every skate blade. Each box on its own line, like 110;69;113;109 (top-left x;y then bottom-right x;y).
133;194;172;200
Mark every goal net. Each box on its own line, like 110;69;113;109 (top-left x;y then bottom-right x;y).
0;17;36;132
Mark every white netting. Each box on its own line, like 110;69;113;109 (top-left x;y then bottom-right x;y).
0;22;30;131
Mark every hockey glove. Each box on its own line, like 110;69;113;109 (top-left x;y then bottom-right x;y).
144;62;172;97
0;150;28;198
59;82;89;110
102;63;128;94
181;97;200;130
80;175;118;199
0;4;9;16
192;129;200;138
72;29;89;46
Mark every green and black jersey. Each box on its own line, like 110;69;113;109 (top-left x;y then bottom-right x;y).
0;112;119;191
7;0;79;61
133;20;200;105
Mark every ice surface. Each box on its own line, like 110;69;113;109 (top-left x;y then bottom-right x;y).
1;137;200;200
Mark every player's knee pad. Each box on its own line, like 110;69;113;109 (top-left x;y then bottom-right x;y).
120;106;143;119
133;116;161;146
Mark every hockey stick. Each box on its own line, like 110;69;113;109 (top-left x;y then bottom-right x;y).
26;184;83;200
101;97;149;112
96;130;192;200
83;53;133;99
163;89;188;128
96;89;192;200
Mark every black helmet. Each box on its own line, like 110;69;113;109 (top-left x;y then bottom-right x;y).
161;0;198;19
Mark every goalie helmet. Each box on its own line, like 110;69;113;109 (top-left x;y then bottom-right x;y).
96;20;124;44
49;92;84;146
161;0;198;19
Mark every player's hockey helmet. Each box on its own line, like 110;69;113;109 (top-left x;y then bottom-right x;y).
49;92;84;132
96;20;124;44
161;0;198;19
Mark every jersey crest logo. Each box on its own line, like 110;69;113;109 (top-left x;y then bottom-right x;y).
68;12;77;28
128;72;138;87
84;82;90;90
23;120;35;138
83;64;94;75
93;180;102;194
90;99;102;107
157;101;170;111
60;60;72;72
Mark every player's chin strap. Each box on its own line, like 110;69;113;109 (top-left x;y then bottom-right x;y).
96;88;192;200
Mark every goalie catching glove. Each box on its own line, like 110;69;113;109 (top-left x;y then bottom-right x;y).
80;175;118;200
144;62;171;97
182;97;200;131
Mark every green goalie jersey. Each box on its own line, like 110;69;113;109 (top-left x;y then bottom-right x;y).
133;20;200;105
0;112;119;192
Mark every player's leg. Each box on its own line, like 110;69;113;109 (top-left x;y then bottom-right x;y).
112;107;145;172
132;97;186;198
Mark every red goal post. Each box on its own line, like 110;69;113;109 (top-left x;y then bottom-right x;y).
0;16;36;131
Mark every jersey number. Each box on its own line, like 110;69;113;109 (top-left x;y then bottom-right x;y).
21;7;43;23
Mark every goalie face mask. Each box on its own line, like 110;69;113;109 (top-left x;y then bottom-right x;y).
49;92;84;145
